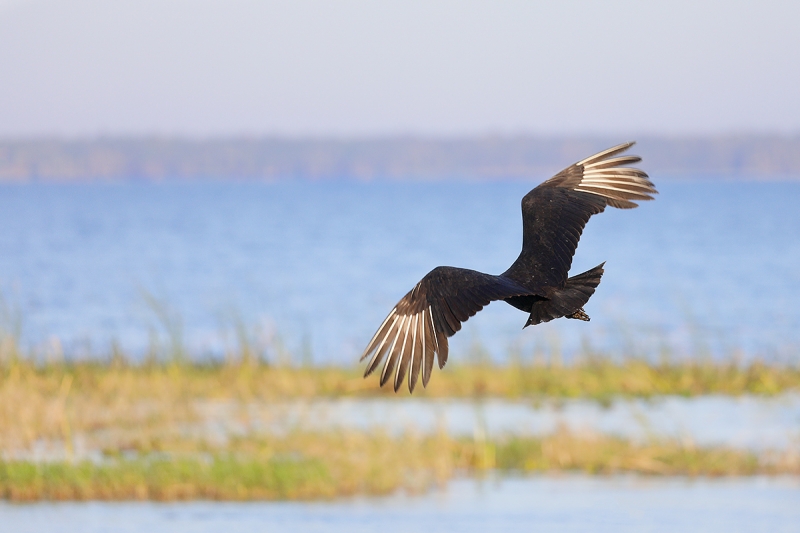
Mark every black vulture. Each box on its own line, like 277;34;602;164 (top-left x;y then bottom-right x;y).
360;142;656;393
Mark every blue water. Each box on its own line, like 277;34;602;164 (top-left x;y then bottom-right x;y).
2;476;798;533
0;180;799;363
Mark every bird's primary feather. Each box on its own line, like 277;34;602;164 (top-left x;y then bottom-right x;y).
360;142;657;393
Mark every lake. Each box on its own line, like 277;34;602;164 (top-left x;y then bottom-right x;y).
0;180;798;362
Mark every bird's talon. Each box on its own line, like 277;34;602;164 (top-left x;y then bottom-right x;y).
566;308;590;321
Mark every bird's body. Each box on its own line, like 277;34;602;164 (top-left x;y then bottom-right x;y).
360;142;656;393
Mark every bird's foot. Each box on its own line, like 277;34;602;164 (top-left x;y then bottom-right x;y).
566;308;590;321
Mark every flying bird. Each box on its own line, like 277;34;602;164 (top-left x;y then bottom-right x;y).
360;142;656;393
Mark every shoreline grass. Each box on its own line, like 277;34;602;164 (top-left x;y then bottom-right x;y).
2;353;799;501
2;356;798;403
1;428;798;502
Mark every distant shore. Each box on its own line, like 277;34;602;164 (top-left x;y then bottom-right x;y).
1;135;799;182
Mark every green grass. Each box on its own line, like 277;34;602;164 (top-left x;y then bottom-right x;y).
0;430;455;502
1;428;797;502
0;455;333;501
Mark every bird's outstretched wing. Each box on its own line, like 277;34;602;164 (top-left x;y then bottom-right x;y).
503;142;657;289
360;267;535;393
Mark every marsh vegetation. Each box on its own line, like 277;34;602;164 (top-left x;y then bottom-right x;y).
1;336;798;501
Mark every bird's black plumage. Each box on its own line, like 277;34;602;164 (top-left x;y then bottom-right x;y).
360;142;657;393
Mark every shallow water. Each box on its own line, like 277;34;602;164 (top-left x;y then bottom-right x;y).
242;394;800;451
2;476;798;533
1;180;799;361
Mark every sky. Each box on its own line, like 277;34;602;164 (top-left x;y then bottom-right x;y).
0;0;798;138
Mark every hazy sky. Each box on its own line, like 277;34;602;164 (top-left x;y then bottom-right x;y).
1;0;798;138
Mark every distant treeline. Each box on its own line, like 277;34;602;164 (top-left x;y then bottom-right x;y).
1;135;799;181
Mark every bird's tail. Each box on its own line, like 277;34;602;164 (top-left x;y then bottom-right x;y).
524;263;605;327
